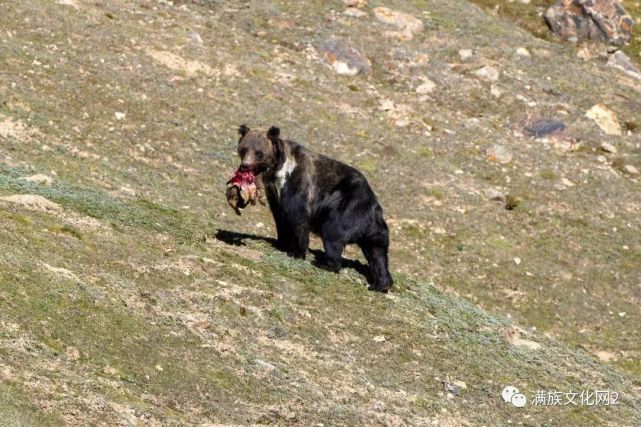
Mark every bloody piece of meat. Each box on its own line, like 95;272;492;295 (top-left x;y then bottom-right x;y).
225;169;264;215
228;170;256;187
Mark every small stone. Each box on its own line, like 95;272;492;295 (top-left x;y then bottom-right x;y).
473;65;499;82
490;85;502;98
103;365;118;375
443;382;461;396
343;8;367;17
432;226;446;235
189;31;203;45
623;164;639;175
516;47;531;57
453;380;467;390
267;17;294;30
115;112;126;120
486;188;505;201
65;346;80;361
504;327;542;350
485;144;512;164
600;141;618;153
514;257;522;265
373;7;424;35
577;45;593;61
416;79;436;95
343;0;367;8
378;99;395;111
255;359;277;371
155;364;164;372
586;104;622;136
372;335;386;343
458;49;474;61
561;177;575;187
57;0;79;8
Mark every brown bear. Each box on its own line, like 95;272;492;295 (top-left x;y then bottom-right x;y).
235;124;393;292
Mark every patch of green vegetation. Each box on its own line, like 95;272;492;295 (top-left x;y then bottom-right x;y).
0;384;64;426
402;223;427;239
355;159;378;174
5;212;32;225
417;147;434;158
505;194;520;210
0;165;208;240
47;223;84;240
486;235;513;251
539;168;557;180
424;186;446;200
617;359;641;378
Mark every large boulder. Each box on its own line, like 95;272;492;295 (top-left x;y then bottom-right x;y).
544;0;634;47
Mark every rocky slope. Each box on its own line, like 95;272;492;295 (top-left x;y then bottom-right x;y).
1;0;641;425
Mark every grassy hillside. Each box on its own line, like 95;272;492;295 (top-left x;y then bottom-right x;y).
1;0;641;424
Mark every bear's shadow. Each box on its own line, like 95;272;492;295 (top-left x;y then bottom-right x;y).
213;229;373;285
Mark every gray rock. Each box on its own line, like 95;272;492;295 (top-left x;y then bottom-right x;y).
607;51;641;80
458;49;474;61
523;118;566;138
544;0;634;47
600;141;618;153
372;7;424;41
485;144;512;164
486;188;506;201
318;38;370;76
443;382;461;396
254;359;277;372
473;65;500;82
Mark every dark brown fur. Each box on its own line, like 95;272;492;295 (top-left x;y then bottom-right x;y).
236;125;393;292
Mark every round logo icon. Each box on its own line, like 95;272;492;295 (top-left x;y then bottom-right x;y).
502;386;519;403
502;386;527;407
511;393;527;408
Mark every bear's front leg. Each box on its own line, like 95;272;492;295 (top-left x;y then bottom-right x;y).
273;210;293;252
282;197;310;259
266;194;292;252
289;221;310;259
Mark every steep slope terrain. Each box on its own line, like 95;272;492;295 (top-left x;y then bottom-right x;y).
1;0;641;424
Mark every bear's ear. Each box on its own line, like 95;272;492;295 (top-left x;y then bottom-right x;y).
267;126;280;141
238;124;250;138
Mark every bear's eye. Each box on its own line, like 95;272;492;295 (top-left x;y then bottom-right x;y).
238;147;247;157
255;151;264;160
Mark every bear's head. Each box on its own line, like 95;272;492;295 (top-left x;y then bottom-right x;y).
236;124;281;175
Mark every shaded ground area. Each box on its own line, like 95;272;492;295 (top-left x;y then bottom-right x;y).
1;0;641;424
